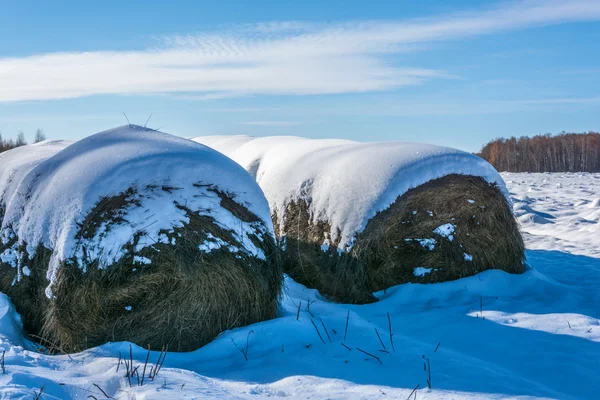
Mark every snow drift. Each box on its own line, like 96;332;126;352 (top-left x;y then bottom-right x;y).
0;126;282;352
193;136;525;303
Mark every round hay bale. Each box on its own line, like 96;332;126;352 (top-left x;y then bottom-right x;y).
193;136;525;304
0;126;281;352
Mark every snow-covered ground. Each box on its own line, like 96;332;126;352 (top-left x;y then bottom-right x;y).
1;172;599;399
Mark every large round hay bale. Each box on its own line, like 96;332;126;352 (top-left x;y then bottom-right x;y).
193;136;525;304
0;126;281;352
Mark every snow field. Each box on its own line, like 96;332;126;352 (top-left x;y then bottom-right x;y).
0;158;598;398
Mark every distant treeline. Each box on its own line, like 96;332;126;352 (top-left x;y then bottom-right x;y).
0;129;46;153
478;132;600;173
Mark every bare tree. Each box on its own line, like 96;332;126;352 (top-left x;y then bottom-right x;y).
34;128;47;143
16;131;27;147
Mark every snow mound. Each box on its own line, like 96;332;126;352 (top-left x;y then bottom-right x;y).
1;126;272;298
193;135;506;251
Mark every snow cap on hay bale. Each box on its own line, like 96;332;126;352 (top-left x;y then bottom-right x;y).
0;125;281;352
193;136;525;304
0;141;73;335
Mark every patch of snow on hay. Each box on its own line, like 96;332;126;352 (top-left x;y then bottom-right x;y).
404;238;436;250
192;135;506;252
0;248;17;267
463;253;473;262
413;267;433;277
0;126;272;298
133;256;152;265
433;223;455;241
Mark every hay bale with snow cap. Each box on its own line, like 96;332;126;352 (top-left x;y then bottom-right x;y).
0;126;281;352
192;136;525;304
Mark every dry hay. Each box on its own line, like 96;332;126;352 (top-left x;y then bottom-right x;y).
278;174;525;304
0;187;282;353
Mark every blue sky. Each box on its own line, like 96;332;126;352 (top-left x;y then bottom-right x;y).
0;0;599;151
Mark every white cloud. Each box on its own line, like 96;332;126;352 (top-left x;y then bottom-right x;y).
1;0;600;102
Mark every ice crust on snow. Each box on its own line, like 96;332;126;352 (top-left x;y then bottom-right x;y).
0;126;273;298
192;135;506;251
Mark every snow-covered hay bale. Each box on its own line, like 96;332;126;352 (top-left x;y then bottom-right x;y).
193;136;525;304
0;140;72;337
0;126;281;352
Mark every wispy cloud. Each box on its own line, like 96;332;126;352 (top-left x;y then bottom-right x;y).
239;121;302;126
517;97;600;105
1;0;600;102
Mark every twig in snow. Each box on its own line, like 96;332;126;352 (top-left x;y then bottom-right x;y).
116;352;121;372
434;342;441;352
341;343;352;351
1;350;5;374
406;383;420;400
426;357;432;389
33;386;45;400
129;345;133;378
356;348;383;364
344;310;350;342
320;319;332;343
124;360;132;387
141;345;150;386
132;366;140;386
567;321;572;329
479;296;485;320
151;345;168;379
387;312;395;351
149;346;162;380
92;383;110;398
296;301;302;321
375;328;387;350
310;320;326;344
232;331;254;361
305;299;315;317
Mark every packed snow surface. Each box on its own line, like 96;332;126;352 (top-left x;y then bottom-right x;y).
192;136;505;250
0;126;272;298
